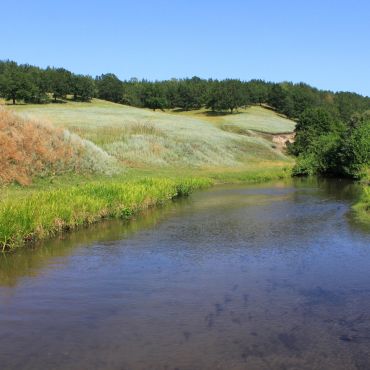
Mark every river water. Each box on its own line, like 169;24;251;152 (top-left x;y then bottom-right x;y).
0;179;369;370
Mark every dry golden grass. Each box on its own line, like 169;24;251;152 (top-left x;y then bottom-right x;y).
0;109;73;185
0;109;118;185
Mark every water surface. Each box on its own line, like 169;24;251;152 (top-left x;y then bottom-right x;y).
1;179;369;370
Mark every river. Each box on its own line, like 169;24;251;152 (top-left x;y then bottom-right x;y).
0;179;369;370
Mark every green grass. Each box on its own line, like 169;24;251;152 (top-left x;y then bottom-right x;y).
9;99;295;168
177;105;296;133
0;176;212;251
353;181;370;223
0;165;293;251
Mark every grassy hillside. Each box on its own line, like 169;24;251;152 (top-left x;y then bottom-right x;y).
10;99;295;168
177;105;296;133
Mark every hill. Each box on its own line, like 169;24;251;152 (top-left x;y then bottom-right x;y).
9;99;295;169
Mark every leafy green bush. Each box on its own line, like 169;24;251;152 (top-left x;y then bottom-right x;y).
339;119;370;178
290;108;370;178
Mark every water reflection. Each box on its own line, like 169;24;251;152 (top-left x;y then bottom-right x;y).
0;198;192;287
0;179;369;370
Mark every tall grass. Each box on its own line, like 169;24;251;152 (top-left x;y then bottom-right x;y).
0;108;119;185
0;177;212;251
12;100;292;168
353;184;370;223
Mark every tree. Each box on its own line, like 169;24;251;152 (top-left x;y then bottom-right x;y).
339;114;370;178
175;82;201;110
140;83;167;110
145;96;167;111
288;107;370;178
289;83;320;117
334;92;370;122
0;62;33;104
46;67;73;101
95;73;123;103
268;84;288;112
289;107;344;156
71;75;95;101
246;79;269;105
23;65;49;103
206;80;246;113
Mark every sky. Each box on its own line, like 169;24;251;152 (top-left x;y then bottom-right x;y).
1;0;370;95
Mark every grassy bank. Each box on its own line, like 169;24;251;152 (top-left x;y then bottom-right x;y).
0;177;212;251
0;165;293;251
353;183;370;223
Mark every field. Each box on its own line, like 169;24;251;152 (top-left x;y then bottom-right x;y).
11;99;294;168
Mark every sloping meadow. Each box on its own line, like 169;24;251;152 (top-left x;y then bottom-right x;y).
15;101;290;168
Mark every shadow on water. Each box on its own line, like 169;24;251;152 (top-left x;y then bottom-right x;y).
0;178;369;370
0;197;192;287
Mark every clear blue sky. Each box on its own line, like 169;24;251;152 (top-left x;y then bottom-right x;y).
1;0;370;95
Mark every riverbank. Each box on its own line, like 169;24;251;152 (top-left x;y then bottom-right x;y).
353;183;370;223
0;166;291;251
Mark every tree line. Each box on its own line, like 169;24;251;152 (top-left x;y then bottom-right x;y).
0;61;95;104
1;60;370;123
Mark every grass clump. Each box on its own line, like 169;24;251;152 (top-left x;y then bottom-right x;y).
0;177;212;251
353;182;370;223
0;108;119;185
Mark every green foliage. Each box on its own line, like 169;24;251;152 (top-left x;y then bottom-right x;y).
291;108;370;178
291;154;317;176
95;73;122;103
46;67;73;101
334;92;370;122
246;79;270;105
290;108;344;156
145;96;167;111
22;65;49;103
174;77;205;110
339;117;370;178
353;184;370;223
71;75;95;101
206;79;247;113
292;132;342;176
140;83;167;110
268;84;288;113
0;61;33;104
175;82;202;110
